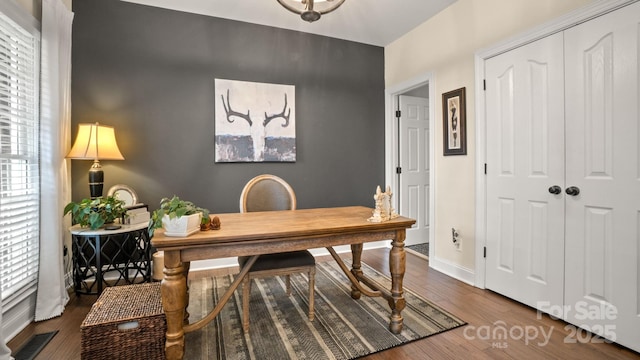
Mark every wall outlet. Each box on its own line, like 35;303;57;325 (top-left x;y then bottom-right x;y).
452;227;461;250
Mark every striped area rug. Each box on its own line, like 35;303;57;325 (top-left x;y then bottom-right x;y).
185;259;465;359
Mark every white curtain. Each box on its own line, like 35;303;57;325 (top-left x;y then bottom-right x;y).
35;0;74;322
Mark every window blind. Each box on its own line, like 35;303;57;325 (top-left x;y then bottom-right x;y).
0;9;40;303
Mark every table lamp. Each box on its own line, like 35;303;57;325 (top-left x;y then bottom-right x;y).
67;122;124;199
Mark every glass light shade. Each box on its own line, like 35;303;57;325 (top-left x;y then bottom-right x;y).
277;0;346;22
67;123;124;160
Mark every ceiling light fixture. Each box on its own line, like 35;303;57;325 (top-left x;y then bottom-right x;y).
277;0;346;22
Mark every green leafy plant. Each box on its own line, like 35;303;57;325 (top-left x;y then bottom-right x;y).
64;196;127;230
148;195;210;237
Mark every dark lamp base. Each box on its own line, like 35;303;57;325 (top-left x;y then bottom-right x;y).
88;168;104;199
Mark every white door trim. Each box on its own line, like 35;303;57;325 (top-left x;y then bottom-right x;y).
474;0;638;288
385;72;436;259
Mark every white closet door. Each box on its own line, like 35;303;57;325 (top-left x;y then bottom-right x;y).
484;32;566;314
564;1;640;350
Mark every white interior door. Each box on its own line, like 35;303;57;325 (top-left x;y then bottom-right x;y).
399;95;429;245
563;2;640;349
484;32;566;314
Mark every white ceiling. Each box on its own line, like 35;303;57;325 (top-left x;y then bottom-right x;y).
121;0;457;47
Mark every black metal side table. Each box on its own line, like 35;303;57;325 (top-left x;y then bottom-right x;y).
70;222;151;295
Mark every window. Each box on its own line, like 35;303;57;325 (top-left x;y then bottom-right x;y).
0;8;40;304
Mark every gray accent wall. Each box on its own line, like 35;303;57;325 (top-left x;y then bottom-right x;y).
71;0;385;213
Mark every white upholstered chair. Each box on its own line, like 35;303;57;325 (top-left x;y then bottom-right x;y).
238;174;315;333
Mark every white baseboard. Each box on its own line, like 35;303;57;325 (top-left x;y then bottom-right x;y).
2;288;36;342
188;241;390;272
428;255;475;286
311;241;389;257
405;247;428;260
188;257;238;271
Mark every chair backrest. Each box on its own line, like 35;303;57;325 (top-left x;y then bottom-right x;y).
239;174;297;213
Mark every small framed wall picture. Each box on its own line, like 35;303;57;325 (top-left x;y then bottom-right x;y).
442;87;467;156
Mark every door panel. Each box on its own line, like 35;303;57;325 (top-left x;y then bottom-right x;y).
497;198;515;272
529;62;550;177
528;201;549;283
583;206;613;302
399;95;429;245
563;2;640;349
485;31;565;314
584;34;613;178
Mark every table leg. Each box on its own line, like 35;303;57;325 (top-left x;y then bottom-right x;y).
350;243;363;299
161;251;187;360
389;229;406;334
183;261;190;324
95;236;103;295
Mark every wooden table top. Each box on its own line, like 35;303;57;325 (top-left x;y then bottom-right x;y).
151;206;415;250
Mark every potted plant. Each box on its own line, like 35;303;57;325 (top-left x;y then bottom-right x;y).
64;196;127;230
148;195;210;237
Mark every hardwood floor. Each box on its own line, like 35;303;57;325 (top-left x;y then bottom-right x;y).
8;248;640;359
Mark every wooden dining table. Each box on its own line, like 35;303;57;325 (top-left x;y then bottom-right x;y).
151;206;416;360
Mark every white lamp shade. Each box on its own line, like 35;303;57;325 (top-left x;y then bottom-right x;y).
67;123;124;160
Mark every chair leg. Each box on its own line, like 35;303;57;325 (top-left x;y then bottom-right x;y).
286;275;291;296
243;275;251;333
308;267;315;321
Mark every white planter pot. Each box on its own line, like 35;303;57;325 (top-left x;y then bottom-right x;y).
162;213;202;237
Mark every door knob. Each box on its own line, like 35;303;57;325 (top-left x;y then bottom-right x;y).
548;185;562;195
565;186;580;196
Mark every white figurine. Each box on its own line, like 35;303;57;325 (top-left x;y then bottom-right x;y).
368;185;398;222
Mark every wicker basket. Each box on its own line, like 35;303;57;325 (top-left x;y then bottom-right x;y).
81;282;166;360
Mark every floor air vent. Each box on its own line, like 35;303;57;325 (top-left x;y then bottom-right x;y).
13;330;58;360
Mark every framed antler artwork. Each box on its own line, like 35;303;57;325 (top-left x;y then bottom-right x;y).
214;78;296;162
